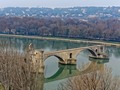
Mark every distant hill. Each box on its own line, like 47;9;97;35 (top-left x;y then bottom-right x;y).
0;7;120;19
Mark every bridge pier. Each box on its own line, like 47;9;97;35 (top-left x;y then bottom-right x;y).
59;58;76;65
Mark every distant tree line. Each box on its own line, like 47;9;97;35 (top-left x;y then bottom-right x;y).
0;17;120;41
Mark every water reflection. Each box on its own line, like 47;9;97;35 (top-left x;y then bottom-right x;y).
45;58;109;83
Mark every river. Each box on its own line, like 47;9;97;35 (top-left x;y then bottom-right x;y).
0;36;120;90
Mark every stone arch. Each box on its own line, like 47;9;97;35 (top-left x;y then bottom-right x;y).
44;55;64;62
86;48;97;56
76;48;97;58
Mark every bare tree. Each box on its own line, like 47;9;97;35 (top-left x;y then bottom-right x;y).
0;41;44;90
58;66;120;90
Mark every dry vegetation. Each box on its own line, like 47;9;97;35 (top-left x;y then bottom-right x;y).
58;66;120;90
0;41;44;90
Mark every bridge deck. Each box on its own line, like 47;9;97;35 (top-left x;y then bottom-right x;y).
44;45;102;55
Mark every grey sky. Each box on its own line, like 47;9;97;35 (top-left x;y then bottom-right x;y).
0;0;120;8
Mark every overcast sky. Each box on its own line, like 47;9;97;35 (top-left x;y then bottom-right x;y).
0;0;120;8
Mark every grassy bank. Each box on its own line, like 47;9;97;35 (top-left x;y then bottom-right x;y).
0;34;120;47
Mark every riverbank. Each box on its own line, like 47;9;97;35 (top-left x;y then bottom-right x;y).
0;34;120;47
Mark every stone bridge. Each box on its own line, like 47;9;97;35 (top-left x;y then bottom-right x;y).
43;45;105;64
30;45;105;73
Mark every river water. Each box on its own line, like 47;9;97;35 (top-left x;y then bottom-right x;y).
0;36;120;90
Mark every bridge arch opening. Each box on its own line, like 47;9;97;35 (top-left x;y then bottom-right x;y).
44;56;60;78
87;48;97;56
44;55;64;62
76;48;97;58
76;48;97;70
44;55;65;78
